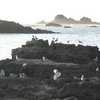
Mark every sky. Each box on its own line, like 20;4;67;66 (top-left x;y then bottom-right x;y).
0;0;100;25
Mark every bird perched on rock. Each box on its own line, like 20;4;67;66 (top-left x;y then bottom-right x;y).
0;69;5;77
93;56;98;62
22;63;27;67
15;55;20;60
78;40;83;43
53;69;61;80
81;75;85;81
10;73;17;78
96;67;99;72
42;56;48;61
19;73;26;78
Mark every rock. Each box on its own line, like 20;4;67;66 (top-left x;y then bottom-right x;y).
64;26;71;28
49;14;99;24
46;23;62;27
52;15;73;24
37;20;47;24
34;91;52;100
63;96;78;100
0;20;54;33
80;17;92;24
0;38;100;100
11;39;100;64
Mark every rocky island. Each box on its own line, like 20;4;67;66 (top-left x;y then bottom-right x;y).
39;14;100;25
46;23;62;27
0;20;54;33
0;38;100;100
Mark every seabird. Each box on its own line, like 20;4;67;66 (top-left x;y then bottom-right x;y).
0;69;5;77
96;67;99;72
94;56;98;62
10;73;17;77
19;73;26;78
22;63;27;67
81;75;85;81
78;40;83;43
54;38;58;42
53;69;61;80
42;56;48;61
15;55;20;60
67;41;70;43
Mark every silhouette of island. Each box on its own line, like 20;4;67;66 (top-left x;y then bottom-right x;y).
38;14;100;24
0;20;54;33
46;23;62;27
37;20;47;24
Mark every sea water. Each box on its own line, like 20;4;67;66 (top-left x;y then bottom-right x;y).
0;24;100;60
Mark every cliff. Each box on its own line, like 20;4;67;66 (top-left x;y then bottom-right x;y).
0;20;54;33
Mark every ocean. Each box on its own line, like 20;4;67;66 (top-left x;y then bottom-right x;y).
0;24;100;60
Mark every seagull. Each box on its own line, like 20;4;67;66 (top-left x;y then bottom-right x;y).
78;40;83;43
0;69;5;77
67;41;70;43
81;75;85;81
53;69;61;80
19;73;26;78
96;67;99;72
93;56;98;62
42;56;48;61
10;73;17;77
22;63;27;67
15;55;20;60
54;38;58;42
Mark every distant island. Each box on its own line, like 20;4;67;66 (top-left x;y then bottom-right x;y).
46;23;62;27
38;14;100;24
0;20;54;33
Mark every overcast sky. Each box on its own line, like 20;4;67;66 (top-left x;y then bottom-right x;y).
0;0;100;24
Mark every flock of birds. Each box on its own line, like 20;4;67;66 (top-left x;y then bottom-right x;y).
32;35;83;46
7;55;98;81
0;36;99;82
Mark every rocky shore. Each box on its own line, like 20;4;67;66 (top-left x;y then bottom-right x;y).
0;38;100;100
0;20;54;33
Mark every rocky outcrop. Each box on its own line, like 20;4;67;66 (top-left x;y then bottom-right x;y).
0;20;54;33
37;20;47;24
80;17;92;24
12;38;100;64
51;14;100;24
0;38;100;100
46;23;62;27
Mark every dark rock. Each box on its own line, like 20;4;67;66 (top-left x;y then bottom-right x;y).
34;91;52;100
63;96;78;100
64;26;71;28
0;38;100;100
0;20;54;33
12;39;100;64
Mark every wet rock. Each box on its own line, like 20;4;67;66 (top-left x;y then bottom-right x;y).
63;96;78;100
34;91;52;100
12;38;100;64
